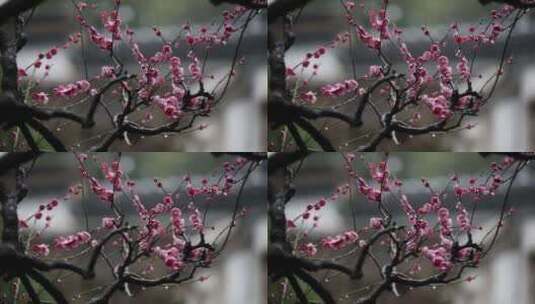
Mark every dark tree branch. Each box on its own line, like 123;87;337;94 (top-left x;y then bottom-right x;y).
0;152;40;175
210;0;267;9
287;274;308;304
479;152;535;161
479;0;535;8
294;268;336;304
268;0;314;22
352;226;404;280
26;268;68;304
25;119;68;151
20;275;40;304
287;122;309;152
211;152;267;162
294;117;336;151
0;0;46;25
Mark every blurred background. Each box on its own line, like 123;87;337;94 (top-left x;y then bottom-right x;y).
268;0;535;151
270;153;535;304
0;153;267;304
21;1;267;151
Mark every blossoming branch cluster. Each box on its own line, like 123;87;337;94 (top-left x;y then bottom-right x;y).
273;0;525;151
5;0;262;151
22;154;253;288
292;154;519;276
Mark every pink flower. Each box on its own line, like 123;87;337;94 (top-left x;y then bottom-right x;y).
190;208;203;232
287;219;296;228
456;203;471;232
170;57;184;84
53;80;91;98
53;84;77;97
101;161;122;191
101;66;116;78
32;244;50;256
189;62;202;81
368;65;383;78
54;231;92;250
454;184;466;197
437;55;453;84
344;1;356;10
163;195;174;206
102;217;116;229
88;26;113;51
369;217;384;230
369;9;389;39
356;25;381;50
456;56;471;81
422;246;452;272
154;95;183;119
438;207;452;236
300;243;318;256
100;10;122;40
321;79;359;97
32;92;49;104
88;177;114;203
171;207;185;235
300;91;317;104
369;161;388;183
321;230;359;250
131;43;146;63
422;94;452;120
18;69;28;77
155;246;185;271
286;67;296;77
139;64;163;87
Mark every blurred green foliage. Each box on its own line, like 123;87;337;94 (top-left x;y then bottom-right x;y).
301;0;496;25
130;153;226;177
398;0;487;25
304;152;499;178
37;0;225;26
32;153;231;179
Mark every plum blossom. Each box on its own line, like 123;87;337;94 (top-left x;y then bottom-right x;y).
368;9;389;39
300;243;318;256
456;56;471;81
456;203;471;232
101;10;122;40
100;66;116;78
190;208;204;232
369;217;384;230
171;207;185;235
368;65;383;78
437;207;453;236
356;26;381;50
321;230;359;250
88;27;113;51
102;217;116;229
189;59;202;81
32;92;49;104
101;161;122;191
437;56;453;84
321;79;359;97
154;95;183;119
155;246;184;271
53;80;91;98
54;231;92;250
422;246;452;272
357;177;382;202
170;57;185;85
88;177;114;203
300;91;317;104
422;94;452;120
32;244;50;256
